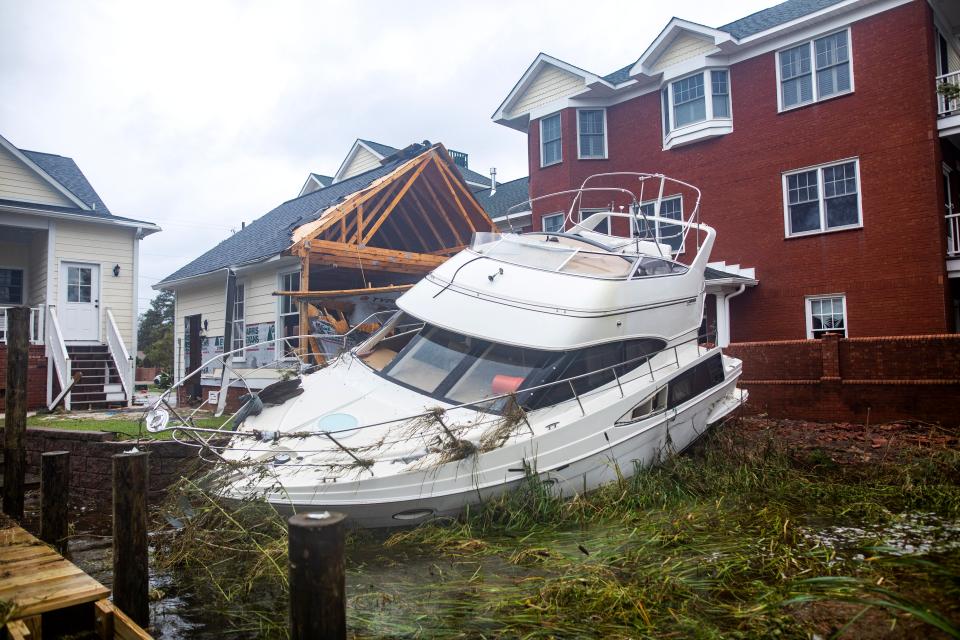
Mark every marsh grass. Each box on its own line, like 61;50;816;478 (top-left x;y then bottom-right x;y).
155;420;960;639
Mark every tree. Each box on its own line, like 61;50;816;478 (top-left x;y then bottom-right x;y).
138;290;174;372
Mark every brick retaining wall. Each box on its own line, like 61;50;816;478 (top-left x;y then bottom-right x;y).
0;345;48;412
725;334;960;425
0;427;210;505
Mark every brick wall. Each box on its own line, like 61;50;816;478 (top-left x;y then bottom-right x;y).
0;427;211;506
526;1;950;341
725;333;960;425
0;345;48;412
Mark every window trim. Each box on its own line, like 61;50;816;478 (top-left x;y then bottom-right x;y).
576;108;608;160
775;27;854;113
637;194;685;254
782;157;862;238
0;267;26;306
579;208;610;234
661;68;733;149
805;294;848;339
539;112;563;168
277;269;301;361
231;280;246;362
541;211;565;233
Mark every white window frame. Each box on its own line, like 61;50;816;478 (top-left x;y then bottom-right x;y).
782;157;862;238
579;208;610;234
277;270;301;361
541;212;565;233
0;267;26;306
661;68;733;149
576;108;607;160
540;112;562;168
231;281;246;362
637;194;685;254
805;294;848;339
776;27;854;113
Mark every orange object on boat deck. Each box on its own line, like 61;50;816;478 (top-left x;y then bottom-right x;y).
491;374;524;395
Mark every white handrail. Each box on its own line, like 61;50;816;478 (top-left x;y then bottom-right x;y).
947;211;960;258
106;308;134;406
45;305;72;411
0;306;44;345
936;71;960;116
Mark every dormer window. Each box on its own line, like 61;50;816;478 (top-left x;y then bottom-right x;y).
661;69;732;150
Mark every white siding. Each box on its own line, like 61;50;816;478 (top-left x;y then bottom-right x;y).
339;146;383;180
0;146;74;207
28;230;47;307
650;32;717;72
508;65;585;118
52;220;136;346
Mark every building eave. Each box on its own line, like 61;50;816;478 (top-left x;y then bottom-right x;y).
0;133;92;210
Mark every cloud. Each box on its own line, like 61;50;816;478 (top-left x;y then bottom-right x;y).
0;0;774;312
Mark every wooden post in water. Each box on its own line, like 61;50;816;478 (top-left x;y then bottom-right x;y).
2;306;29;521
112;450;150;628
288;511;347;640
41;450;70;554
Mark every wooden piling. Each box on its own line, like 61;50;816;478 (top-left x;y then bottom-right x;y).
41;450;70;554
288;511;347;640
2;306;29;521
112;451;150;628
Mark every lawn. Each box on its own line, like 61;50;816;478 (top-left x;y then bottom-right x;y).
0;414;231;439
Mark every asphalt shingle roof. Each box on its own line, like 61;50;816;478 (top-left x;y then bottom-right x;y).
20;150;113;215
472;177;530;219
158;157;411;285
310;173;333;186
358;139;399;157
719;0;848;39
601;0;850;84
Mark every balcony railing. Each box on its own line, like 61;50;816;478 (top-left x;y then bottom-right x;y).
948;211;960;258
0;305;45;345
937;71;960;116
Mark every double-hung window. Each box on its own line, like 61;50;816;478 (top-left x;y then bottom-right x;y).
577;109;606;159
779;29;852;110
661;69;732;148
637;195;684;253
783;159;861;237
232;282;245;361
0;268;24;305
541;212;565;233
806;295;847;338
540;113;562;167
279;271;300;358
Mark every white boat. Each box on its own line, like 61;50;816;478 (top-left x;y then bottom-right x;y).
148;173;747;528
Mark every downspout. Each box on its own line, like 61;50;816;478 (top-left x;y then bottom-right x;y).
721;284;747;347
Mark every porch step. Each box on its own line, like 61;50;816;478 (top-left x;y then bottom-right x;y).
63;344;127;408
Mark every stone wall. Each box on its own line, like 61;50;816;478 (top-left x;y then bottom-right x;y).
0;427;209;505
0;345;48;411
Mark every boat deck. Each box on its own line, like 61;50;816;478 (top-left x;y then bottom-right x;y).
0;518;151;639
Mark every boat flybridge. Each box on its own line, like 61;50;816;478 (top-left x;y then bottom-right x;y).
145;173;747;528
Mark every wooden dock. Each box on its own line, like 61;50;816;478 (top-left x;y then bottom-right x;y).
0;521;151;639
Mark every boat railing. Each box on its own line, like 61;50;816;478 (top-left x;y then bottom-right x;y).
143;325;717;457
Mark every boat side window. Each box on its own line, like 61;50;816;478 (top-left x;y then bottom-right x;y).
382;326;483;395
633;256;688;277
445;342;553;406
616;387;667;425
667;354;725;409
530;338;666;409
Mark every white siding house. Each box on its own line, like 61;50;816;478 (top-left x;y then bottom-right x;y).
0;133;159;410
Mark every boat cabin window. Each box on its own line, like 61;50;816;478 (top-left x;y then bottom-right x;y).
666;353;725;409
633;256;688;277
616;387;668;425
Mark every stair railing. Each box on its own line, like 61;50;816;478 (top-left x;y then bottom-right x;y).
106;308;134;406
45;305;72;411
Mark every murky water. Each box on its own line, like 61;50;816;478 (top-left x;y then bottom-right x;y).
802;512;960;558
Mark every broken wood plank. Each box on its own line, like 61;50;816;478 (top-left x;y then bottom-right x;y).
274;284;413;299
361;159;430;245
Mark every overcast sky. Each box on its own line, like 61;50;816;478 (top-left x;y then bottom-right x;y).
1;0;773;314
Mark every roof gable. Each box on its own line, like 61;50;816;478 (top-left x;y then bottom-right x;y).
493;54;611;125
631;19;732;77
0;134;93;211
333;139;390;183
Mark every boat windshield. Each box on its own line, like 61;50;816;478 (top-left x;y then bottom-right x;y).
381;325;555;408
471;233;635;279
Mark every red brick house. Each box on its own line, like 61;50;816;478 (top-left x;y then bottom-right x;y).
492;0;960;345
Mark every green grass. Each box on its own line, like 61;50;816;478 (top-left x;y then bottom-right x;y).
154;420;960;639
0;415;230;440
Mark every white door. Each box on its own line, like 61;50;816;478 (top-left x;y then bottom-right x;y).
60;262;100;341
